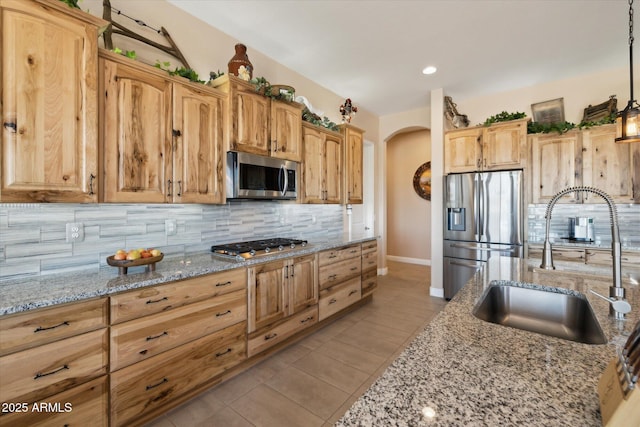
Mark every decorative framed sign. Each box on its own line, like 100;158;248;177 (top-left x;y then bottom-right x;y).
531;98;565;124
413;162;431;201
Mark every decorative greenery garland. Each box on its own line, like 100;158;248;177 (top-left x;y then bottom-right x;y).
301;107;340;132
527;114;616;134
483;111;527;126
154;61;205;84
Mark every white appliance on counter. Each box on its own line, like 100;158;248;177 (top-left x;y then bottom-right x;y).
443;170;524;300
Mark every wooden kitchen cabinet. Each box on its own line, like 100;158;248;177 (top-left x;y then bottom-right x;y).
529;129;582;204
318;244;362;320
581;124;639;204
528;244;640;270
210;74;303;161
301;123;343;203
100;51;226;204
247;254;317;333
444;118;528;174
340;124;365;204
361;240;378;297
0;0;107;203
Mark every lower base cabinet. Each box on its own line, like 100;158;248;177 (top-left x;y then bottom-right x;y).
319;277;362;321
248;306;318;357
110;322;246;426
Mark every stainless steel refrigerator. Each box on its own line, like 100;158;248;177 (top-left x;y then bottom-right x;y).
443;170;523;299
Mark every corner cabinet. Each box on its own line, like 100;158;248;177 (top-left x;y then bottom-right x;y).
339;124;365;204
529;124;639;204
210;74;303;161
444;118;528;174
0;0;108;202
100;51;225;204
301;123;343;203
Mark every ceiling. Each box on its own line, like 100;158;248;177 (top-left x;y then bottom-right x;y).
168;0;632;117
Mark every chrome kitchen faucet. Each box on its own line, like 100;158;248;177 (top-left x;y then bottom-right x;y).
540;186;631;319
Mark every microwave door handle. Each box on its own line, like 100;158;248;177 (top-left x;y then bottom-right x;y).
279;165;288;196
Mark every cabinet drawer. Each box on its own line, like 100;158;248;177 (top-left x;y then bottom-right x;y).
361;240;377;254
318;277;361;321
318;244;361;266
111;289;246;371
0;329;108;404
0;376;108;427
528;246;586;263
586;249;640;268
248;306;318;357
111;322;246;427
0;298;108;356
111;268;247;324
362;250;377;271
362;269;377;296
319;258;361;290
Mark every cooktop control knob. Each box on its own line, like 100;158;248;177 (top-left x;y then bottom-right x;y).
249;249;256;256
278;245;284;251
264;247;271;253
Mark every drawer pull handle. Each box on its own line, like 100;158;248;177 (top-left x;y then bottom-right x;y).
146;331;168;341
328;254;337;259
146;297;168;304
350;267;358;271
328;274;337;281
216;310;231;317
216;281;232;287
300;316;314;324
350;250;357;253
146;378;168;391
34;365;69;380
34;321;69;333
349;290;358;296
265;333;278;340
215;348;232;357
329;298;337;305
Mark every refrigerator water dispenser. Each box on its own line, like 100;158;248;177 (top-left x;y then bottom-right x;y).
448;208;466;231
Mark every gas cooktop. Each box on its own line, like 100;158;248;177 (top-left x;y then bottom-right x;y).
211;238;308;261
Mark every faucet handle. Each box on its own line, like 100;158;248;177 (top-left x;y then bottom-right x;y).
589;290;632;316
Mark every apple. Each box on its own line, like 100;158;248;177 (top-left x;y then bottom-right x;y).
141;251;153;258
126;249;141;260
150;249;162;257
113;252;127;260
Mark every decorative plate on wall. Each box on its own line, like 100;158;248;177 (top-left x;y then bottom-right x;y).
413;162;431;200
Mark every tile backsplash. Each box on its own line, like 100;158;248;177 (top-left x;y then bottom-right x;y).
528;203;640;247
0;202;343;281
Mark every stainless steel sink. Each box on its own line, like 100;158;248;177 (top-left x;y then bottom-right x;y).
472;284;607;344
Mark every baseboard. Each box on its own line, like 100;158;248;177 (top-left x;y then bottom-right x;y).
378;267;388;276
430;287;444;298
386;255;431;266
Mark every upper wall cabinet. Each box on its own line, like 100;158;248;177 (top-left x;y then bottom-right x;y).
301;123;343;204
0;0;108;202
100;51;225;204
444;118;528;174
529;124;639;204
210;75;303;161
340;124;365;204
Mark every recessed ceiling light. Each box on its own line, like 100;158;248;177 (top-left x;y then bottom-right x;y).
422;66;437;75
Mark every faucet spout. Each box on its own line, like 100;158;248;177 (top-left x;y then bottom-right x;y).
539;186;626;318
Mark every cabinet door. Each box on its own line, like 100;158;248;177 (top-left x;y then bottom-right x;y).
173;83;225;203
581;124;636;203
231;90;269;155
271;101;302;161
301;125;324;203
1;1;102;202
343;126;363;204
248;260;287;332
289;254;318;315
530;131;582;204
482;119;527;170
102;58;172;203
444;127;482;174
324;133;343;203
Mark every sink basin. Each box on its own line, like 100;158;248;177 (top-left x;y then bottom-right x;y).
472;284;607;344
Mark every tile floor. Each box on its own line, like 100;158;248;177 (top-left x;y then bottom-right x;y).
145;261;447;427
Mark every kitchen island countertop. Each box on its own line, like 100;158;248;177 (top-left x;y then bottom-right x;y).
0;233;377;316
337;257;640;427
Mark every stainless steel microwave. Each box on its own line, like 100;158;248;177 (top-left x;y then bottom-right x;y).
226;151;298;200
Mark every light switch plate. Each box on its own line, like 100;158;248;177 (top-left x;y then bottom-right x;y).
66;223;84;242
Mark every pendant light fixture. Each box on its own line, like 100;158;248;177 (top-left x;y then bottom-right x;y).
616;0;640;143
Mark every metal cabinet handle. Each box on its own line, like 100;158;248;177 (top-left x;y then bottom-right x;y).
34;321;69;333
329;298;337;304
89;174;96;195
146;297;168;304
167;179;173;197
146;378;168;390
264;333;278;340
3;121;17;132
348;290;358;296
300;316;314;324
146;331;168;341
34;365;69;380
215;348;232;357
216;310;231;317
176;180;182;197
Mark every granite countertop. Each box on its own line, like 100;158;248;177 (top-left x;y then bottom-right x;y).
337;257;640;427
527;240;640;252
0;233;377;316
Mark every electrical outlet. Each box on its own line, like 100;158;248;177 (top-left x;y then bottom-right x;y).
165;219;177;236
66;223;84;242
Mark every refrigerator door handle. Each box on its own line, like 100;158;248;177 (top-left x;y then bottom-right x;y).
450;243;516;253
449;259;483;268
474;174;480;241
478;174;485;240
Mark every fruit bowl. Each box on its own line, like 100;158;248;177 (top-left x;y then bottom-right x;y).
107;253;163;275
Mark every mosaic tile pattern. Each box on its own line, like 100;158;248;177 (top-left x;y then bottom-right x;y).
0;201;343;281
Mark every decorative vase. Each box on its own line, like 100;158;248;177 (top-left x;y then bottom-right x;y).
228;43;253;80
